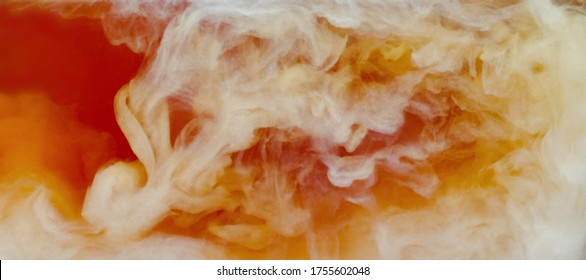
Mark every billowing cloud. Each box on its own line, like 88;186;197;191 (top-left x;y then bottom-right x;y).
1;0;586;259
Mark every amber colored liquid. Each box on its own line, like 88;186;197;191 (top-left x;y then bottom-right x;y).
0;4;525;259
0;6;143;213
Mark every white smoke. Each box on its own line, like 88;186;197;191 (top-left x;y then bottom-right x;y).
1;0;586;259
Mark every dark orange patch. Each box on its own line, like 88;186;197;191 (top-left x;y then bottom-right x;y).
0;6;143;214
0;6;143;160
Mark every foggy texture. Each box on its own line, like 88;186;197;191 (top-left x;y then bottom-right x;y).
1;0;586;259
